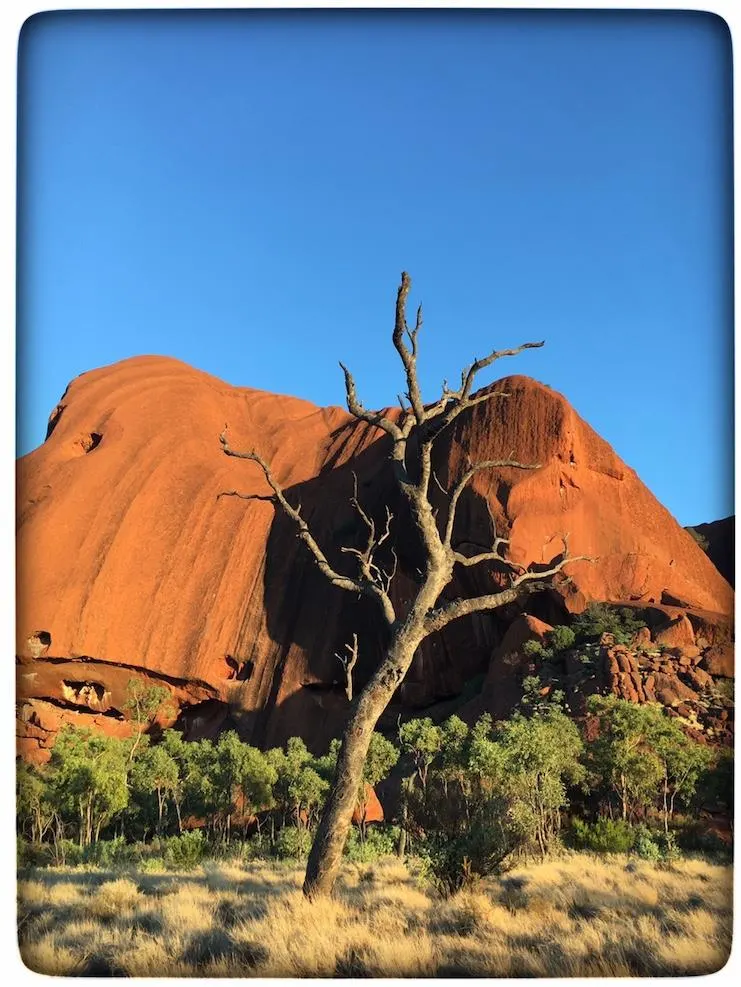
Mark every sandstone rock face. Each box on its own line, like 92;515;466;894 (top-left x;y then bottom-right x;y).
351;784;384;825
16;357;733;759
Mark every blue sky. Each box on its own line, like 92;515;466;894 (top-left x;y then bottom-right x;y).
17;9;732;526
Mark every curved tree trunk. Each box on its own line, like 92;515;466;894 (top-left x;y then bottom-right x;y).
303;629;422;899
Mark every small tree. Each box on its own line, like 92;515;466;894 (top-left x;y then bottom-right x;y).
220;272;589;897
238;745;278;835
123;679;173;762
653;717;714;831
586;695;666;822
17;761;55;845
495;701;585;857
48;727;129;846
129;742;179;837
438;715;470;798
398;717;444;791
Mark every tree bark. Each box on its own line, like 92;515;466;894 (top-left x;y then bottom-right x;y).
303;626;425;899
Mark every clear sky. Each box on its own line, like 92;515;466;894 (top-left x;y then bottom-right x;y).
17;8;733;527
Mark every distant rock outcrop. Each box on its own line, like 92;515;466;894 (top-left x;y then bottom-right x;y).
687;516;734;588
16;356;734;761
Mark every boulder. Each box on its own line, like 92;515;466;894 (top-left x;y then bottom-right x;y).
700;644;734;679
654;615;696;651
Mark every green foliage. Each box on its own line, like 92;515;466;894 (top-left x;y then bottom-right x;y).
572;603;647;645
124;680;173;726
660;830;680;862
273;826;313;860
163;830;205;870
694;748;734;812
549;625;576;653
519;676;566;717
315;738;342;783
399;717;444;789
569;817;635;853
17;673;725;874
632;827;662;862
421;816;511;896
521;626;576;663
711;679;734;703
363;733;399;789
17;761;56;845
586;695;713;827
82;835;139;868
52;839;84;867
139;856;167;873
17;837;52;868
355;734;399;831
494;704;585;855
343;825;400;863
523;639;547;659
48;726;130;846
408;699;586;893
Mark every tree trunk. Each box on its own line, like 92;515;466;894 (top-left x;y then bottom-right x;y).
303;628;423;899
663;773;669;834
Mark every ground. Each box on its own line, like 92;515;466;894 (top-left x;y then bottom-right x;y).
17;852;732;977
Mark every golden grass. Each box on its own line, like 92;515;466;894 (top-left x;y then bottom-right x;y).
17;851;732;977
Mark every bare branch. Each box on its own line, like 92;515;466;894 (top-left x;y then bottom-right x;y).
391;272;426;423
339;362;403;440
383;545;399;592
377;505;393;548
424;549;593;635
220;429;395;624
443;458;540;547
335;633;359;702
460;341;544;401
349;471;375;547
452;535;510;568
431;470;448;498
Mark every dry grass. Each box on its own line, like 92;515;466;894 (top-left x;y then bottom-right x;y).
17;852;732;977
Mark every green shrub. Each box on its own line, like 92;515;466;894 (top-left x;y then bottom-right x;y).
549;625;576;653
419;817;513;896
344;825;399;863
83;836;137;868
572;603;647;645
163;830;205;870
50;839;84;867
659;830;680;862
523;639;547;659
569;817;635;853
273;826;312;860
17;838;53;868
632;826;661;862
139;856;167;872
521;627;575;663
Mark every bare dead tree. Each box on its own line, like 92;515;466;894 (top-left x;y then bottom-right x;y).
335;632;359;702
220;272;590;899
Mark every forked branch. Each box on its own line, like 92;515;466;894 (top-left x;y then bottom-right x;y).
443;456;541;548
425;535;595;635
220;429;396;624
335;632;359;702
